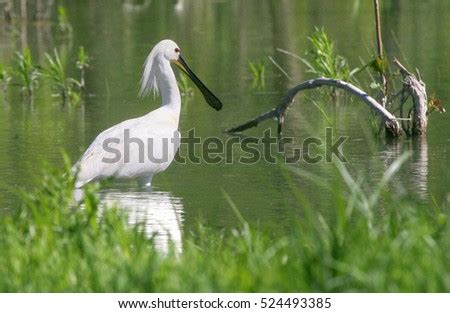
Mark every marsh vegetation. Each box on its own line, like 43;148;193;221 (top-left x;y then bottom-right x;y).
1;157;448;292
0;0;448;292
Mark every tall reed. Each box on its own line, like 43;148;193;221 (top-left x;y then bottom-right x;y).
14;48;40;98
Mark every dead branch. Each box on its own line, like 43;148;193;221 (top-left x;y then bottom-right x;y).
226;78;402;137
394;58;428;135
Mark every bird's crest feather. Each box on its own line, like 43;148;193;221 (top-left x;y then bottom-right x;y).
139;45;160;98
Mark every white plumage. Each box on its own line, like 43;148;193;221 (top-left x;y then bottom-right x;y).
73;39;222;189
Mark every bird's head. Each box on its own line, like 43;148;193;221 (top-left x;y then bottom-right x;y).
140;39;222;111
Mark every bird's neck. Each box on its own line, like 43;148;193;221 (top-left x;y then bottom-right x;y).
157;58;181;116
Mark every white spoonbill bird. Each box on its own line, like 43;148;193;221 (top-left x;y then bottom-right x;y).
73;39;222;189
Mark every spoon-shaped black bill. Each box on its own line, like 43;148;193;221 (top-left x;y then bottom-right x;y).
175;55;222;111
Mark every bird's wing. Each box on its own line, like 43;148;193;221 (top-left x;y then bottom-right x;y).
74;119;134;187
73;111;179;188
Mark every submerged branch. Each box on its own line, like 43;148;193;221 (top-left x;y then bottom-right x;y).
226;78;402;136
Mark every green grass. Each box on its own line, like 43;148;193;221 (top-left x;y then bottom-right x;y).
278;28;358;82
14;48;40;98
42;49;81;104
4;47;88;104
0;157;449;292
0;63;11;93
76;46;90;91
57;6;73;36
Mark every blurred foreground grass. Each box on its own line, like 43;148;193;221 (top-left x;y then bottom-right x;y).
0;156;449;292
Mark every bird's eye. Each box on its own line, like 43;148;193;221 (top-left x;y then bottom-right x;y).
175;48;180;53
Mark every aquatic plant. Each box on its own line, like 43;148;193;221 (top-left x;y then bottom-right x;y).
57;6;72;36
248;59;266;89
14;48;40;98
76;46;90;91
278;28;358;83
42;49;80;104
0;155;448;292
304;28;358;81
0;63;11;94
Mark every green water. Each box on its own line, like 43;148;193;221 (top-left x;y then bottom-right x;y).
0;0;449;245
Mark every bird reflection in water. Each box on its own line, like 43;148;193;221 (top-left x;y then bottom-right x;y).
97;188;184;253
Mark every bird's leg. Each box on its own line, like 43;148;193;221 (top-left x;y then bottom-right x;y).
138;175;153;188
